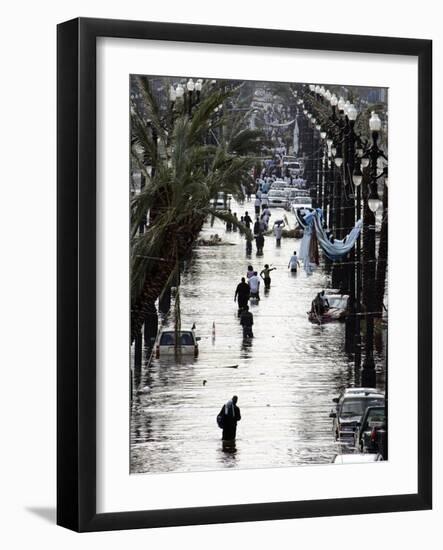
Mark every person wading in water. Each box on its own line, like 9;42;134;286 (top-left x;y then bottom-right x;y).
288;250;300;273
248;272;261;301
255;232;265;255
260;264;276;290
234;277;250;313
274;220;285;247
217;396;241;443
240;305;254;337
243;211;253;229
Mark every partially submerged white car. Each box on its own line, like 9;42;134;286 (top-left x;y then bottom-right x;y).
267;189;289;208
332;453;383;464
291;196;313;212
155;329;200;358
210;192;231;210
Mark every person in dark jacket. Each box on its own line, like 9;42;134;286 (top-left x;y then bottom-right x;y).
253;217;261;236
226;209;232;231
232;212;238;232
243;211;253;229
234;277;250;312
255;232;265;255
245;235;253;255
218;395;241;441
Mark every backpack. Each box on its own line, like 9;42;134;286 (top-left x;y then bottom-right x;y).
216;412;225;429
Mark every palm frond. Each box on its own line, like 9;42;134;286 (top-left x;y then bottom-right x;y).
135;76;168;144
130;106;158;166
227;128;265;155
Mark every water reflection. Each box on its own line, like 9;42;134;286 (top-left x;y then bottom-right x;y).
130;201;386;474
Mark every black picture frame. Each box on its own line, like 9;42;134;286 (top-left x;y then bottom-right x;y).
57;17;432;532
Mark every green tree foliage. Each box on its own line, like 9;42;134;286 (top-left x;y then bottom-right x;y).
130;77;264;341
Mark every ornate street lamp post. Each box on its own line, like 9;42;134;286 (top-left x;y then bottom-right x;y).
169;84;177;108
186;78;195;115
195;78;202;103
361;111;384;387
343;102;358;353
353;145;364;371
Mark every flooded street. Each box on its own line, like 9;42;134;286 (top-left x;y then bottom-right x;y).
131;200;386;474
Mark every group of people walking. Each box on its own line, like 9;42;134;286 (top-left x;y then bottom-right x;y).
228;173;299;256
218;188;304;448
234;260;282;338
234;267;259;338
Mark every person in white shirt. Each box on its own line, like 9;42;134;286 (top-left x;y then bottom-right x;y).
288;251;300;273
261;205;271;230
248;271;261;301
262;205;271;218
274;221;285;246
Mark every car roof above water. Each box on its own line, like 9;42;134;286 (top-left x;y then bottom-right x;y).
160;329;193;335
343;387;384;396
333;453;383;464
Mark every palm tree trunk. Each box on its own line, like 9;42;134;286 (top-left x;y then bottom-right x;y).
143;300;158;347
131;255;175;343
130;216;205;343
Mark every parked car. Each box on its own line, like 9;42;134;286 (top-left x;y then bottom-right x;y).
282;155;298;164
283;161;303;177
332;453;383;464
294;188;310;197
283;187;305;206
340;387;378;397
269;179;288;190
268;189;289;208
283;155;304;172
291;196;313;212
155;329;200;358
330;389;385;442
354;405;386;454
210;192;230;210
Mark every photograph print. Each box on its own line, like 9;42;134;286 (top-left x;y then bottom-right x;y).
129;75;388;475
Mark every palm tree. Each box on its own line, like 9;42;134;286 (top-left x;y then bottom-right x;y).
130;77;265;343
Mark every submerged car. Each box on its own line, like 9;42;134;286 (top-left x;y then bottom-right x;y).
354;405;387;454
330;389;385;442
284;161;303;177
291;196;313;212
210;192;231;210
269;179;288;190
284;188;306;209
267;189;289;208
332;453;383;464
155;330;200;358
